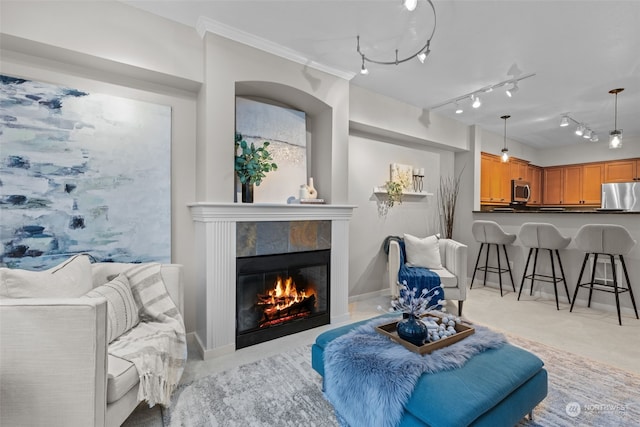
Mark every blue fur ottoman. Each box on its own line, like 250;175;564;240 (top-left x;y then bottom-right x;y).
311;317;548;427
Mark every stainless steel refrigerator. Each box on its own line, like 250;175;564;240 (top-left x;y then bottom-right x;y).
601;182;640;211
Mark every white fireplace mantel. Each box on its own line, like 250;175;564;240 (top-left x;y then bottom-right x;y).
189;202;356;359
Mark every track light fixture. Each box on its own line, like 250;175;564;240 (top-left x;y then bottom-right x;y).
558;114;598;142
430;73;536;112
356;0;436;75
455;103;463;114
609;88;624;149
501;115;510;163
505;82;519;97
404;0;418;11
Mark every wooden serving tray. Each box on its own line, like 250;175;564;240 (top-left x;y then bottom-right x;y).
376;313;475;355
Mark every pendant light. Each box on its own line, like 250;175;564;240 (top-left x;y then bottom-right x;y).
608;88;624;149
501;115;510;162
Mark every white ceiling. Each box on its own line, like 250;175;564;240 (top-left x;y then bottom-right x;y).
123;0;640;150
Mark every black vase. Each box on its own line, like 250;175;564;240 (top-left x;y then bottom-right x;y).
396;314;428;346
241;182;254;203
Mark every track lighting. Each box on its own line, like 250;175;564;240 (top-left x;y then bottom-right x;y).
357;0;436;74
501;115;510;163
559;114;600;142
360;55;368;75
505;82;519;97
608;88;624;149
455;103;463;114
430;73;536;111
403;0;418;11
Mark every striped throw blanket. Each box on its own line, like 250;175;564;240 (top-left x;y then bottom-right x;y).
108;263;187;407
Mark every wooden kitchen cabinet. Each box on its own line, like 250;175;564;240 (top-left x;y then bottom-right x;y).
604;159;640;182
581;163;604;205
526;165;542;205
481;153;509;204
509;159;528;181
543;167;563;205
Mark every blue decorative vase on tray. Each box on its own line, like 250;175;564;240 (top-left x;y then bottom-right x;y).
391;281;443;346
396;314;428;346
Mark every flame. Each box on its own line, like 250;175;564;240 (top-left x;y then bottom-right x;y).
257;275;316;326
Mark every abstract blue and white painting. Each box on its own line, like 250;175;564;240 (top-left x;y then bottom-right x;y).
0;75;171;270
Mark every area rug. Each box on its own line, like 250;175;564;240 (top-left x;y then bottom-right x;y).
157;337;639;427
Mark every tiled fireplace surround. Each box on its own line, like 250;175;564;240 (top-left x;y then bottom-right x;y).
189;203;355;359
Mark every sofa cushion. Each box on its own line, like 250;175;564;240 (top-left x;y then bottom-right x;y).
0;254;92;299
403;234;443;269
83;274;140;343
106;354;139;403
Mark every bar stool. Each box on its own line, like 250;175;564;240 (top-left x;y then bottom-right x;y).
471;220;516;296
517;223;572;310
570;224;639;325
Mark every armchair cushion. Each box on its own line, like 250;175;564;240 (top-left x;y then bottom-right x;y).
83;273;139;343
0;254;92;299
403;233;443;269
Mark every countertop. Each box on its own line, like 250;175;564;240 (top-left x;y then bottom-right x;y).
474;208;640;214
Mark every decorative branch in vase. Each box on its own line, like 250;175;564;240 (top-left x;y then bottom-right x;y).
438;168;464;239
234;132;278;203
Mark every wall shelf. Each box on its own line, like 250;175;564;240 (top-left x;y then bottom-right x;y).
373;187;433;197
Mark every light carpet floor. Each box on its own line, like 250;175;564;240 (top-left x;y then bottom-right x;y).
126;332;640;427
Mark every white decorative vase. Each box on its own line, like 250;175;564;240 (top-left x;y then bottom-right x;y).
307;177;318;199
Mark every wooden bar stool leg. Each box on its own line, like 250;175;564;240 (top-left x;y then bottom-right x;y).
610;254;622;326
588;253;599;308
502;245;516;292
620;255;639;319
518;248;533;300
530;248;539;296
570;253;590;312
496;244;504;297
470;243;484;289
549;249;560;310
556;250;571;303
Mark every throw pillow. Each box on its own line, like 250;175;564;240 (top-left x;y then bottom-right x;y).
0;254;93;299
82;273;140;343
403;233;443;269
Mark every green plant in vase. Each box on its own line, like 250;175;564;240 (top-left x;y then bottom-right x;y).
234;132;278;203
385;180;404;208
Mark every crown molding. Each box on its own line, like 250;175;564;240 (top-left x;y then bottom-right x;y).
196;16;356;81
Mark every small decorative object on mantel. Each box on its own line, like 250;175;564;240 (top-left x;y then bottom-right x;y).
234;132;278;203
307;177;318;199
300;198;325;204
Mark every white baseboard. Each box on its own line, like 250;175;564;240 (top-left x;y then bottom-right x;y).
348;288;389;303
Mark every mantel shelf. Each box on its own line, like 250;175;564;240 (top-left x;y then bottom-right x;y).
373;187;433;197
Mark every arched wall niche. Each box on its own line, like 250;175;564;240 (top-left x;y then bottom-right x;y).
235;81;334;202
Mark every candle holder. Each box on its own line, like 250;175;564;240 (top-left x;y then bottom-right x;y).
412;174;424;192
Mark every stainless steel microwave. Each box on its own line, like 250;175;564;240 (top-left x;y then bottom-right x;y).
511;180;531;203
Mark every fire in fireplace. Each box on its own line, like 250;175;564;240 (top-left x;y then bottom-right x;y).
236;249;330;349
257;275;317;328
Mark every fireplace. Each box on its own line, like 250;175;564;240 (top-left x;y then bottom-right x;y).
236;249;330;348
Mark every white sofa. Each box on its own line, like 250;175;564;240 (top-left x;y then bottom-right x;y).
0;262;184;427
388;239;468;316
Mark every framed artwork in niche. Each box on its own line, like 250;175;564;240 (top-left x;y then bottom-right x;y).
0;74;172;270
235;96;307;203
